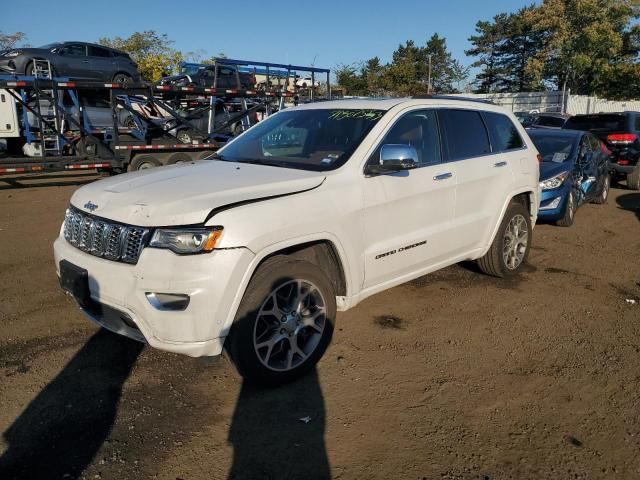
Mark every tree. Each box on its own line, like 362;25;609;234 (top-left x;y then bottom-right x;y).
467;0;640;99
466;15;509;93
493;6;547;92
424;33;468;93
98;31;183;81
364;57;386;96
335;63;367;96
383;35;467;95
0;31;26;50
533;0;640;98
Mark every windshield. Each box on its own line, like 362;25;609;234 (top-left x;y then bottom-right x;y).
530;135;576;163
564;114;626;131
39;42;62;50
182;65;205;76
215;108;385;171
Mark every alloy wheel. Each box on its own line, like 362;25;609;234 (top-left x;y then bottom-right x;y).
502;214;529;270
253;279;327;372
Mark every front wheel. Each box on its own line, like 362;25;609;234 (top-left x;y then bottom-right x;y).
556;191;576;227
477;201;532;278
592;174;610;204
226;258;336;386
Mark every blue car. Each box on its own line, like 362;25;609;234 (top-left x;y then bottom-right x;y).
528;129;611;226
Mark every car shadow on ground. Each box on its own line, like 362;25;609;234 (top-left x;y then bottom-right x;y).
0;329;144;480
227;369;330;480
226;274;331;480
616;193;640;222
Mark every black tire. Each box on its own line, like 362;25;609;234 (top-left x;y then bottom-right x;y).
75;136;102;157
113;73;132;85
176;130;193;144
592;174;610;204
26;60;54;78
477;200;532;278
556;191;576;227
166;152;192;165
226;257;336;386
232;123;244;136
627;166;640;190
128;154;161;171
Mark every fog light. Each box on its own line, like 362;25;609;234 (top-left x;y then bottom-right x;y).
146;292;190;311
540;196;561;210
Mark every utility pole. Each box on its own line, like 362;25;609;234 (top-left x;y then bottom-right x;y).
427;54;433;94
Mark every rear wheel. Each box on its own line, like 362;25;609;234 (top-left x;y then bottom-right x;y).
592;175;610;204
166;152;192;165
176;130;193;144
113;73;132;85
556;191;576;227
128;154;161;171
477;201;532;278
226;258;336;386
627;166;640;190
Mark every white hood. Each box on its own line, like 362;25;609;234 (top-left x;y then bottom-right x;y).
70;160;326;227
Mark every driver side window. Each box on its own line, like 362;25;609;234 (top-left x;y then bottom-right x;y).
370;110;441;167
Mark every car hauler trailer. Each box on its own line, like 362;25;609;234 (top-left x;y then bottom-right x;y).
0;58;331;175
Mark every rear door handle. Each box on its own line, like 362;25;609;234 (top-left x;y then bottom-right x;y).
494;161;507;167
433;172;452;181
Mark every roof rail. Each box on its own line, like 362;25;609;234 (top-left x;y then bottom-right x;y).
412;94;494;105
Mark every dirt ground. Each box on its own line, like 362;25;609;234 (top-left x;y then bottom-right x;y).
0;171;639;480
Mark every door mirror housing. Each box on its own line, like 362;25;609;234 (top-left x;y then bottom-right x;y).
370;144;418;174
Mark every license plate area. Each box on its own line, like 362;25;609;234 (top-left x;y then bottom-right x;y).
59;260;92;308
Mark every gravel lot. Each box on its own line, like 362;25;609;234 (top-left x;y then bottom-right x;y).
0;172;639;480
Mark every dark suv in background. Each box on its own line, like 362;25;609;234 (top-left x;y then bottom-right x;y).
0;41;140;83
158;64;256;89
563;112;640;190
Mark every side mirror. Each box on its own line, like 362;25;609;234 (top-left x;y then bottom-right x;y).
376;144;418;172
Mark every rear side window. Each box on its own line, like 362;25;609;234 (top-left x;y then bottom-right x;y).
439;109;491;161
564;115;626;132
483;112;524;152
535;116;566;127
89;46;112;57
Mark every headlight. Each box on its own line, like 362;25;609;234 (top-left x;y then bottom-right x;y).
540;171;569;190
4;50;21;57
149;227;223;254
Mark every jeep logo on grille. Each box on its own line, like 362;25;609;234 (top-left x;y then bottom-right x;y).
84;201;99;212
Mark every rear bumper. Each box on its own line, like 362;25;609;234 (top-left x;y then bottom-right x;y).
610;163;636;175
54;234;255;357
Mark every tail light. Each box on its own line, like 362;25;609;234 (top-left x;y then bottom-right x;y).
537;153;543;163
607;133;637;144
618;159;630;165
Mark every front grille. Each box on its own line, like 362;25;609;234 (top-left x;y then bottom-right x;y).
63;207;150;264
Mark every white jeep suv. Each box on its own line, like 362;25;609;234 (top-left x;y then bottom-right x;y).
54;97;539;385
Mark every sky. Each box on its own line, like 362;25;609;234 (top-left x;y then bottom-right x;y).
3;0;536;73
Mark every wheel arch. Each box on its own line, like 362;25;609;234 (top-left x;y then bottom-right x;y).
480;189;537;258
220;234;351;339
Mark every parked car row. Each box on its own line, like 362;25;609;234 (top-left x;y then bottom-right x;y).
528;128;610;227
0;41;140;83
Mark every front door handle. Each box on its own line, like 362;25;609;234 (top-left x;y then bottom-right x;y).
433;172;452;181
494;161;507;167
